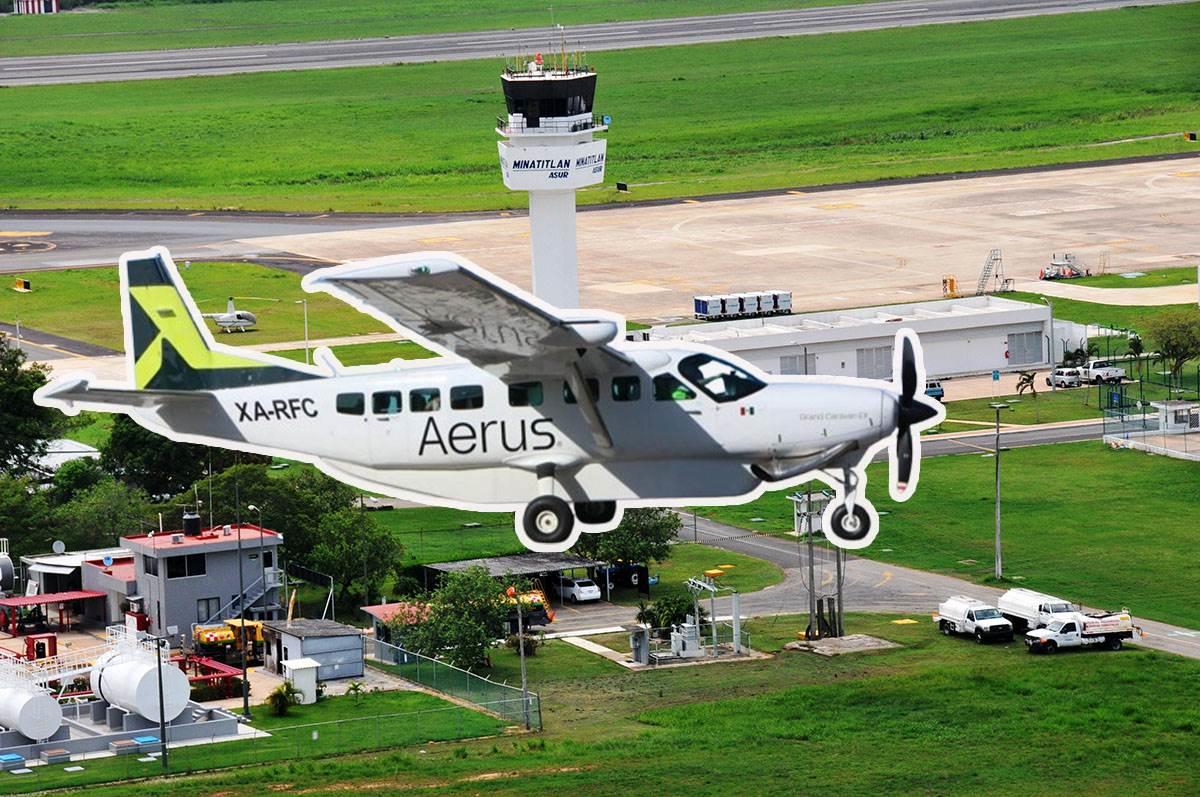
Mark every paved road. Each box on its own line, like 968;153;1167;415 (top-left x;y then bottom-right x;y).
1;0;1191;86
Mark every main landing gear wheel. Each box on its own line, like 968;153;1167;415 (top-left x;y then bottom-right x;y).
575;500;617;525
829;504;871;542
522;496;575;547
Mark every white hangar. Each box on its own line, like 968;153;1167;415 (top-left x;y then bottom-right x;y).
642;296;1081;379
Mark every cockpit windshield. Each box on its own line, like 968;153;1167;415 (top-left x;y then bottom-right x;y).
678;354;766;403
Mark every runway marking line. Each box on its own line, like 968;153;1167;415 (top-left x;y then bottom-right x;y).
0;231;52;237
418;236;463;244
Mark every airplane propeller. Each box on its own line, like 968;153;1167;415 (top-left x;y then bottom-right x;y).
893;334;939;495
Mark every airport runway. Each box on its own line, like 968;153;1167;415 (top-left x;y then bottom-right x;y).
0;0;1192;86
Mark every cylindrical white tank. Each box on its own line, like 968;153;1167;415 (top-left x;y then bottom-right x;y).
90;650;190;722
0;686;62;740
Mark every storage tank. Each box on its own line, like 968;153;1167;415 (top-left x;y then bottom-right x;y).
0;551;14;593
0;686;62;740
90;650;190;722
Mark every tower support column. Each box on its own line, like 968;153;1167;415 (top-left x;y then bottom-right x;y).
528;190;580;308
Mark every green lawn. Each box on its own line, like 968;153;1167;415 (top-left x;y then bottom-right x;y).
0;261;386;351
372;506;521;567
0;0;877;57
698;442;1200;629
1006;291;1195;339
1071;266;1197;289
74;613;1200;797
272;339;436;366
5;689;503;794
606;541;785;606
3;5;1198;212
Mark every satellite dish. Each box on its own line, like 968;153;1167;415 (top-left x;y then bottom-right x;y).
51;540;66;555
103;555;114;567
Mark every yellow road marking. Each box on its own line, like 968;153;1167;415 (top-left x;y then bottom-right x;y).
1171;171;1200;177
682;199;702;204
821;570;834;587
872;571;892;588
0;231;52;237
816;202;861;210
786;190;806;195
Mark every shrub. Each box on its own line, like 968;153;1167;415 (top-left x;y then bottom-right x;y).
267;681;303;717
504;633;542;656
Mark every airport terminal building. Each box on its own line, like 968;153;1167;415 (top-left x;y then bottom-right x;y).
644;296;1080;379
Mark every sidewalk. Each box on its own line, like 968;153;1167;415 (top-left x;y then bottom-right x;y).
1015;279;1199;306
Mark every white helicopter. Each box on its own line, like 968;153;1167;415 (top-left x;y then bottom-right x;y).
202;297;257;332
35;247;944;553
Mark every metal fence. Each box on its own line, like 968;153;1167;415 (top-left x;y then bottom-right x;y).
366;637;541;730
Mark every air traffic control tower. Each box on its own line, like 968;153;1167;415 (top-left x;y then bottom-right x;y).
497;52;607;308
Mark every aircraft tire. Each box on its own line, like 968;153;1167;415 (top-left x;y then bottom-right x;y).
522;496;575;546
575;500;617;525
829;504;871;542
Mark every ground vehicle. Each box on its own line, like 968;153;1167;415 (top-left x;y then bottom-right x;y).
997;588;1076;631
1040;253;1087;280
1078;360;1126;384
193;618;264;665
924;381;944;402
1046;368;1082;388
934;596;1013;643
1025;610;1135;653
552;577;602;603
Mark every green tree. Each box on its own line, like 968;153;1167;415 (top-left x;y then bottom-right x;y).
0;333;66;475
101;416;265;499
47;457;105;506
0;473;53;559
1145;309;1200;378
1128;334;1145;380
570;508;681;564
310;508;405;604
266;681;304;717
55;477;152;551
404;566;509;669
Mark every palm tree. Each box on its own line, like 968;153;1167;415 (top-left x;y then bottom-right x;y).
267;681;304;717
346;680;365;705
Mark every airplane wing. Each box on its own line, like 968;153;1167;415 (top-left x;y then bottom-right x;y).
302;254;627;373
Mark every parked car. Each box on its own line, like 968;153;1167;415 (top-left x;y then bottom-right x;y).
934;596;1013;643
553;577;602;603
1046;367;1082;388
924;380;945;401
1078;360;1126;384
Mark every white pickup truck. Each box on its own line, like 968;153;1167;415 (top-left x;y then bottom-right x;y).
997;588;1076;631
934;596;1014;643
1024;610;1136;653
1078;359;1126;384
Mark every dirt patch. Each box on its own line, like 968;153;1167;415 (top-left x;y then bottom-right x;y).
783;634;900;657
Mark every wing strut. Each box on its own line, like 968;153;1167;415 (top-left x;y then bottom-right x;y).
566;361;613;450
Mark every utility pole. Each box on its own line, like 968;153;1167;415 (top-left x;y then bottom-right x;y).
506;586;530;730
295;299;309;365
989;402;1009;579
1043;297;1056;392
152;634;169;773
234;471;251;719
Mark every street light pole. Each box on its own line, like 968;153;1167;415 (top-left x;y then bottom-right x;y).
248;504;266;615
295;299;309;365
233;481;251;719
150;633;169;772
1043;298;1056;393
988;402;1009;580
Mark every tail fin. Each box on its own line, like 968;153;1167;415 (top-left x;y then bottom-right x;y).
122;247;316;390
226;296;236;315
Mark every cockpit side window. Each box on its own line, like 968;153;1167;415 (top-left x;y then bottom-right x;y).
653;373;695;401
678;354;766;403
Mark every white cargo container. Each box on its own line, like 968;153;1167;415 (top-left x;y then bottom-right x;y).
997;588;1076;631
694;290;793;321
934;595;1013;643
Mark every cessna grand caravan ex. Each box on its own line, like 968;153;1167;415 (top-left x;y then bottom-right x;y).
35;247;944;553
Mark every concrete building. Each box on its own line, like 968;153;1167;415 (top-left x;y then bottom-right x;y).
643;295;1085;379
262;619;363;681
123;522;284;642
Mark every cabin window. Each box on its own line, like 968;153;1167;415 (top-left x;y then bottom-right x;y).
653;374;695;401
372;391;403;415
509;382;544;407
410;388;441;412
612;376;641;402
450;385;484;410
337;393;365;415
678;354;765;403
563;379;600;404
143;554;158;577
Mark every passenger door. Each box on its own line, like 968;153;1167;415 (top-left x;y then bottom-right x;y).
367;390;406;466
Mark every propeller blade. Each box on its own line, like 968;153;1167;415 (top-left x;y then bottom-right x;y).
901;335;917;402
896;426;913;490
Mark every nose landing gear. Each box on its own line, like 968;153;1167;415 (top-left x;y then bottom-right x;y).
822;465;878;549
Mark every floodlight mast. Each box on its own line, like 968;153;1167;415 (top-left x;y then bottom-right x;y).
497;47;607;308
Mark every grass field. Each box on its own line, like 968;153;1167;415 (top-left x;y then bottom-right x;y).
4;689;503;794
0;261;386;350
372;506;520;566
2;5;1198;212
1071;266;1197;289
1006;290;1195;338
273;339;436;366
75;614;1200;796
604;541;784;606
698;442;1200;629
0;0;876;57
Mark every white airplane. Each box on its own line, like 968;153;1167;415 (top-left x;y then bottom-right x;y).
35;247;944;553
202;297;257;332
